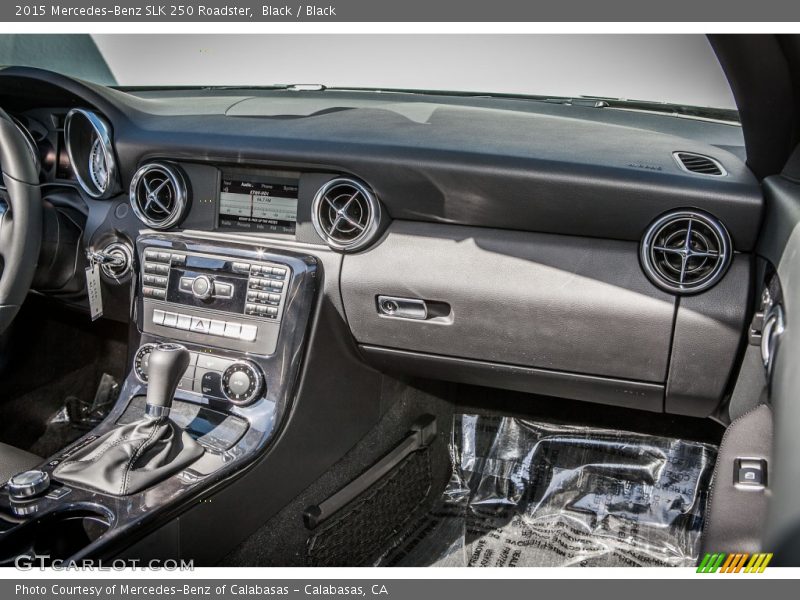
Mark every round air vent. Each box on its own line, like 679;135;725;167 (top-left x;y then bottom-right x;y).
129;163;188;230
640;210;732;295
311;177;382;251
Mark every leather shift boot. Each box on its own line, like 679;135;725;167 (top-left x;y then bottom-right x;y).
54;418;204;495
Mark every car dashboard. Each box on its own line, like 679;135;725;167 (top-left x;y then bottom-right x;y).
0;65;763;564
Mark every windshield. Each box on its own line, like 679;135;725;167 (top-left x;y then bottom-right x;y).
0;34;737;113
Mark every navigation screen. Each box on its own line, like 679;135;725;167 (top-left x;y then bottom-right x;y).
218;176;298;234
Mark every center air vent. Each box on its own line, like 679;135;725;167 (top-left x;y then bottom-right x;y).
129;163;188;230
640;210;732;295
312;178;382;251
674;152;726;176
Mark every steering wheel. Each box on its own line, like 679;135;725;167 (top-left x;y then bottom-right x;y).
0;107;42;335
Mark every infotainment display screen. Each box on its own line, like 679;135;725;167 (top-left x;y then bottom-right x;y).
218;174;299;234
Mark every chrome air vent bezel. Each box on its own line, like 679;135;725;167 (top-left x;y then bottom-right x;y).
640;209;732;295
129;162;188;230
311;177;382;252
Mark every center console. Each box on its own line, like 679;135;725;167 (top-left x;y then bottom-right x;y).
0;233;318;564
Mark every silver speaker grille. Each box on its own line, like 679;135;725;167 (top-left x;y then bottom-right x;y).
311;178;382;251
640;210;732;294
129;163;188;230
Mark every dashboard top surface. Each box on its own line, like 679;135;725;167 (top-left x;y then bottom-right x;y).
0;67;763;249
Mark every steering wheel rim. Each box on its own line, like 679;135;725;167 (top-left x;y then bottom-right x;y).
0;107;42;335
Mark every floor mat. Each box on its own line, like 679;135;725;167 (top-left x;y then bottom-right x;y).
379;414;717;567
307;447;433;567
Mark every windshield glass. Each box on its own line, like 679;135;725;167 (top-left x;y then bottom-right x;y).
0;34;737;113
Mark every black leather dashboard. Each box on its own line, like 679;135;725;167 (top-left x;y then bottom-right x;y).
0;66;763;418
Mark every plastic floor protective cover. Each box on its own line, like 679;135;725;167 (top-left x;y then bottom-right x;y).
380;415;717;567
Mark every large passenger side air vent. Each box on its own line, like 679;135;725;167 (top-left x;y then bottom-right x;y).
640;210;732;295
312;178;382;251
129;163;188;230
673;152;726;176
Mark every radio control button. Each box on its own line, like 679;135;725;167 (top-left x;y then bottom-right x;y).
268;293;281;303
171;254;186;265
232;262;251;273
179;277;194;293
268;280;284;290
245;303;259;316
190;317;211;334
143;286;166;299
249;265;262;275
176;314;192;330
144;249;158;260
163;312;179;328
191;275;213;300
143;263;160;274
247;291;258;301
223;322;241;338
214;282;234;298
209;320;226;336
272;267;287;278
157;252;171;263
266;306;278;316
239;324;257;342
153;309;166;325
155;264;170;275
153;275;168;287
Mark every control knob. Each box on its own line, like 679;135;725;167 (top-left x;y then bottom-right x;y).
134;343;158;382
191;275;214;300
221;361;264;405
8;470;50;501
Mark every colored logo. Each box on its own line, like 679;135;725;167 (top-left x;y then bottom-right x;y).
697;553;773;573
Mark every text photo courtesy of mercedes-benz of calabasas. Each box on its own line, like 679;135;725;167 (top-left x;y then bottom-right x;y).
0;33;797;567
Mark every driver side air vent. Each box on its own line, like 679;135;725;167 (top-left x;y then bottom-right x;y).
640;210;732;295
129;163;189;230
673;152;726;176
312;178;382;251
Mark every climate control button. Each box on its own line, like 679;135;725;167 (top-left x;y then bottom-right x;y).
221;361;264;405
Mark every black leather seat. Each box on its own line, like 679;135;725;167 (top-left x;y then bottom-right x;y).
0;442;40;483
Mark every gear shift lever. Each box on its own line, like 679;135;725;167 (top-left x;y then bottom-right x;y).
54;343;203;495
145;343;190;420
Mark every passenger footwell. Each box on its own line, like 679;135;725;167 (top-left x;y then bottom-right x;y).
379;414;717;567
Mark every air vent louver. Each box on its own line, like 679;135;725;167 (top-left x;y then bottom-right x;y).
312;178;382;251
674;152;726;176
640;210;732;295
129;163;188;230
